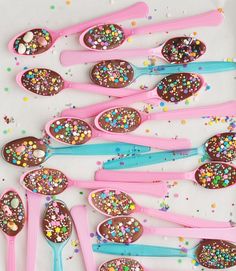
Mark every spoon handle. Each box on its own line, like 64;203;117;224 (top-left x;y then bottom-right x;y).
133;10;223;36
7;236;15;271
52;245;63;271
103;148;199;170
57;2;149;36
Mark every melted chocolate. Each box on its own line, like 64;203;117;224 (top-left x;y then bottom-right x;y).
98;216;143;243
0;191;25;236
2;137;47;167
195;162;236;189
98;107;141;133
23;168;68;195
83;24;125;50
196;239;236;269
48;118;93;145
42;200;72;243
156;73;202;102
13;29;52;55
90;189;135;216
162;37;206;64
21;68;64;96
205;133;236;162
90;60;134;88
100;258;144;271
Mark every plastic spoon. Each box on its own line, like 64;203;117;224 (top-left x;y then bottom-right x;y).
97;216;236;243
78;10;222;51
92;240;236;269
42;200;72;271
88;188;232;227
103;132;236;170
8;2;148;55
0;190;25;271
61;36;206;66
45;117;191;150
1;136;150;167
62;73;204;119
96;162;236;190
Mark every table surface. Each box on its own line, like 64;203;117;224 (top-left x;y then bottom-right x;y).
0;0;235;270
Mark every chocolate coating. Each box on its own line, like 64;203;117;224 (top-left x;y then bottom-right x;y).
83;24;125;50
2;137;47;167
100;258;144;271
90;60;134;88
23;168;68;195
21;68;64;96
90;189;136;216
48;118;92;145
98;107;141;133
205;133;236;162
196;239;236;269
195;162;236;189
98;216;143;243
162;37;206;64
0;191;25;236
13;29;52;55
157;73;202;102
42;200;72;243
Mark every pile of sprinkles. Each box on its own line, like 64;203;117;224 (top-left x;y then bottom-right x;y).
195;162;236;189
43;200;72;243
98;107;141;133
100;258;144;271
49;118;92;145
90;60;134;88
161;37;206;64
21;68;64;96
23;168;68;195
13;29;52;55
83;24;125;50
98;216;143;243
90;189;136;216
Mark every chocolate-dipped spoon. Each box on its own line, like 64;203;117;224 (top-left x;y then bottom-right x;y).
97;216;236;244
61;36;206;66
8;2;148;55
45;117;190;150
97;162;236;190
93;240;236;270
89;188;231;228
103;132;236;170
1;136;150;167
42;200;72;271
0;190;25;271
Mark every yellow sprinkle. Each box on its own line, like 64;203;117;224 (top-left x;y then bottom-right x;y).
163;106;168;112
179;237;185;242
181;120;187;125
127;37;133;43
23;97;29;102
211;203;217;208
131;21;137;27
143;60;149;67
217;7;224;13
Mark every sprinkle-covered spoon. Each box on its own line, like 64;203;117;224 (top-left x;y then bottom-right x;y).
103;132;236;170
61;36;206;66
93;240;236;270
97;162;236;190
88;188;231;227
2;136;150;167
99;258;148;271
8;2;148;55
97;216;236;243
63;73;204;119
46;117;190;150
0;190;25;271
42;200;72;271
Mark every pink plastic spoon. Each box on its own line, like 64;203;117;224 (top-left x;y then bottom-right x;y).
97;216;236;244
96;162;236;190
61;36;206;66
9;2;148;55
0;189;25;271
79;10;222;51
62;73;205;119
45;117;191;150
88;188;232;228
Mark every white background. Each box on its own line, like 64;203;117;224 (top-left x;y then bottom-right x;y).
0;0;235;270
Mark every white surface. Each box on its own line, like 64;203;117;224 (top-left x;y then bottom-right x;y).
0;0;235;270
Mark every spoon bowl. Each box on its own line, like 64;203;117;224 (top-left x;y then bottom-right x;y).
99;258;144;271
